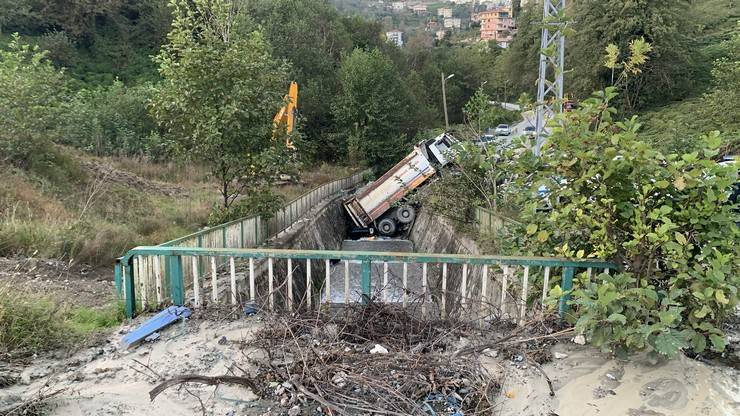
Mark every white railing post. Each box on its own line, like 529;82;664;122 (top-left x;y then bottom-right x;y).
520;266;529;325
230;257;237;305
287;258;293;312
306;259;312;309
268;258;274;311
441;263;447;318
211;257;218;303
192;256;200;307
542;266;551;305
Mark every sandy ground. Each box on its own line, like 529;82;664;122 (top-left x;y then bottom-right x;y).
0;257;115;308
1;314;738;416
494;342;740;416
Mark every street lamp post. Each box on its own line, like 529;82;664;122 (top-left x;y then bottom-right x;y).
441;73;455;130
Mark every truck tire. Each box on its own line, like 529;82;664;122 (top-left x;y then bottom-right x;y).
396;206;416;224
377;218;397;236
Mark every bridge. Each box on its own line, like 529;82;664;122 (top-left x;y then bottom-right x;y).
115;171;617;324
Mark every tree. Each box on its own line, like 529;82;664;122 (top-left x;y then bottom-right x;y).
331;48;419;172
505;88;738;358
151;0;292;209
0;34;67;169
244;0;353;160
505;0;698;113
700;24;740;155
567;0;698;112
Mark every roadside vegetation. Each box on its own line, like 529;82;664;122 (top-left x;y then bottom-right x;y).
0;284;124;360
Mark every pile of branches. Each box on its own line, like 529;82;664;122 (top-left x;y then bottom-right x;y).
242;301;502;415
149;302;567;414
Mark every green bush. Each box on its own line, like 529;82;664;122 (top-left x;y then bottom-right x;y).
0;34;67;170
0;286;123;359
506;88;738;358
60;81;166;158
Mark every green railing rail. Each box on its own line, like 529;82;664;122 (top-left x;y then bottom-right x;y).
115;246;618;320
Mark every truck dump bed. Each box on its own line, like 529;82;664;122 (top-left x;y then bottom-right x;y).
344;147;436;228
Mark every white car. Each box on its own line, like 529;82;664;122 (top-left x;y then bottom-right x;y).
495;124;511;136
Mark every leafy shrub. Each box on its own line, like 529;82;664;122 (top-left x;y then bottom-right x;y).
60;81;166;158
0;34;67;170
0;285;123;359
506;88;738;358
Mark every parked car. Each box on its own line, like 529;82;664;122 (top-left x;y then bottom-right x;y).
495;124;511;136
477;128;496;147
523;125;536;137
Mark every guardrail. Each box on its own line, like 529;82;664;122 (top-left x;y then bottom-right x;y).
115;246;617;321
115;170;368;306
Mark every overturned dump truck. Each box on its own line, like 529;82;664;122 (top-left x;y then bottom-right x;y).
343;133;456;236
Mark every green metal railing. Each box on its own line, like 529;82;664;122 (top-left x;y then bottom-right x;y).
115;246;618;320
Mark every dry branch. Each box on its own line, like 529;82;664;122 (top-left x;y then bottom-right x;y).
149;374;258;401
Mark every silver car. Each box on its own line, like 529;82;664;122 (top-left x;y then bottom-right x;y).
495;124;511;136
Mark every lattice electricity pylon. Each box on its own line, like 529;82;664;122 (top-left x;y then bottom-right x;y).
534;0;566;155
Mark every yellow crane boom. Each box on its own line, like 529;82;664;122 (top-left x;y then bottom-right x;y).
272;81;298;150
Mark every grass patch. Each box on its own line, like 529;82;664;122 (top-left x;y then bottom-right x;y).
0;285;123;360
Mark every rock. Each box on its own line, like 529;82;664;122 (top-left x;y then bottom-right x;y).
606;373;617;381
482;348;499;358
512;354;524;362
288;405;301;416
573;335;586;345
218;336;227;345
370;344;389;354
332;372;347;388
554;352;569;359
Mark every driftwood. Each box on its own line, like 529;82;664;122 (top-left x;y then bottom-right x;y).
149;374;258;401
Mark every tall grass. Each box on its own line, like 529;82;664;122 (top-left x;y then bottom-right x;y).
0;285;123;359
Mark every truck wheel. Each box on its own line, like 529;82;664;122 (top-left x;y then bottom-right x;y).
377;218;397;236
396;206;416;224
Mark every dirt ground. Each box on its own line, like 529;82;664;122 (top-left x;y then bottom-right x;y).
0;256;116;308
1;310;738;416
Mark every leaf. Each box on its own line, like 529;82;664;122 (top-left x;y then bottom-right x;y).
658;311;677;325
655;180;670;189
693;305;711;318
526;224;538;235
709;334;727;352
537;230;550;243
715;290;729;305
606;313;626;325
673;176;686;190
653;332;686;358
576;249;585;258
691;333;706;353
675;232;687;245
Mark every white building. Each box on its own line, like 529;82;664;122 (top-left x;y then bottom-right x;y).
443;17;462;29
391;1;406;11
437;8;453;18
386;30;404;47
410;3;427;13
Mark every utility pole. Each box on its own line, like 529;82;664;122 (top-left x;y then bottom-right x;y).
441;73;454;130
534;0;566;154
